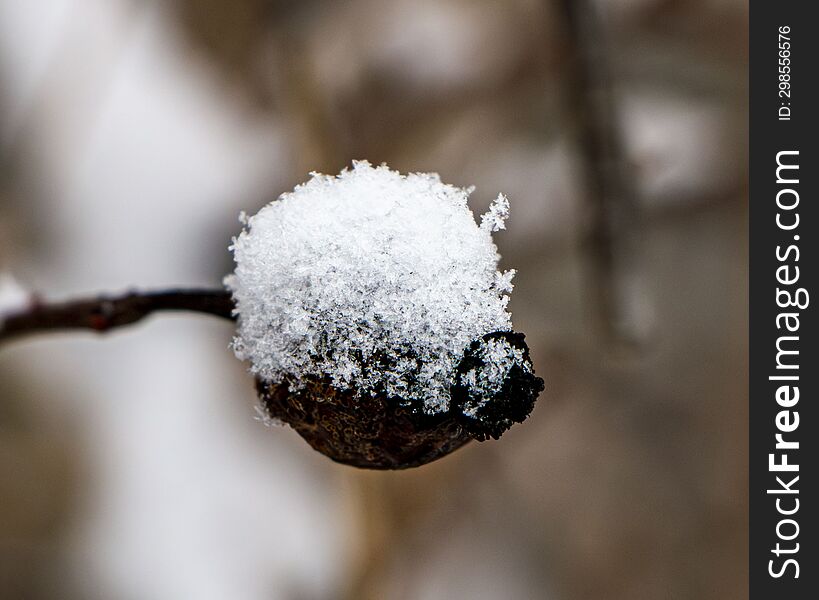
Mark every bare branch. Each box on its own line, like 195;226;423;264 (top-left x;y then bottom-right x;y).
0;289;235;344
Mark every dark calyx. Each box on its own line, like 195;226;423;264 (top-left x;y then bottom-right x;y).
256;330;544;469
450;331;545;441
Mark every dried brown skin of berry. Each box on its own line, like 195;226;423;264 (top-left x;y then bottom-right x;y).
256;377;472;469
256;331;544;469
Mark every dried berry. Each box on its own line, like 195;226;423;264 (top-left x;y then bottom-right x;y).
229;163;544;468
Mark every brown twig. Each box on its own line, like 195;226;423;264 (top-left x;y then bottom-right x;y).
0;288;235;344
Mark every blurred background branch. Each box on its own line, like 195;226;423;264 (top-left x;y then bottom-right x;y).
557;0;644;350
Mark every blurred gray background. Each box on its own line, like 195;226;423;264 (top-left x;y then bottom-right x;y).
0;0;747;599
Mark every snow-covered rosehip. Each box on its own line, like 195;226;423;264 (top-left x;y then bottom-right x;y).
226;161;543;468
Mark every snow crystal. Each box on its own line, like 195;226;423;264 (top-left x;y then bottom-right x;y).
226;161;516;414
480;193;510;233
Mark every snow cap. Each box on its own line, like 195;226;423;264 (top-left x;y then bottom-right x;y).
227;161;520;415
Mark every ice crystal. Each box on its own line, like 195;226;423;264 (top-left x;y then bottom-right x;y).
480;193;510;233
227;161;516;414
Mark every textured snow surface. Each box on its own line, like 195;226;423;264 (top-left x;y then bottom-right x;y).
227;161;515;413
